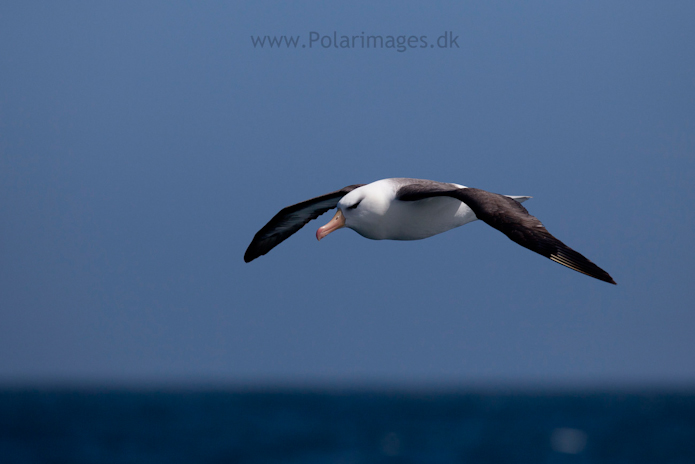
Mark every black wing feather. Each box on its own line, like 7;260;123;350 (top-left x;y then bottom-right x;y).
397;185;616;284
244;184;365;262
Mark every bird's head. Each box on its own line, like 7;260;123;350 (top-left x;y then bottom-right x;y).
316;183;392;241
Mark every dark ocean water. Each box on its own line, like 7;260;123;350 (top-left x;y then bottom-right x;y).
1;388;694;463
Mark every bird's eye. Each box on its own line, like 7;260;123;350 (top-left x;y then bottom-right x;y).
346;200;362;210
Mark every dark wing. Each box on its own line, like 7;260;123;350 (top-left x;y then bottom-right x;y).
244;184;365;263
396;184;616;284
394;180;463;201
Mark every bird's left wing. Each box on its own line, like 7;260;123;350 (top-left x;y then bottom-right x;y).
244;184;365;262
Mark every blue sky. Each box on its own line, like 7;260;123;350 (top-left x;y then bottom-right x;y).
1;2;694;388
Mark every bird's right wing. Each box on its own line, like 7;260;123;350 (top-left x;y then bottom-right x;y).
396;184;616;284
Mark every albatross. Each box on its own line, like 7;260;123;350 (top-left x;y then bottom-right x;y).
244;178;616;284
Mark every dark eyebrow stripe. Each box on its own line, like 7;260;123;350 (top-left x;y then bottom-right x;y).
346;199;362;209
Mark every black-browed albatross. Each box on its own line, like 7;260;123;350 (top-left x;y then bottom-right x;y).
244;178;616;284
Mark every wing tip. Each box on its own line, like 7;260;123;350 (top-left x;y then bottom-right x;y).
549;254;616;285
244;246;260;263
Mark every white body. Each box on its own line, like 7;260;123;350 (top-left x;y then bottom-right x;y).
338;179;529;241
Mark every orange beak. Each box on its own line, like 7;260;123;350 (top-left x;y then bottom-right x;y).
316;209;346;241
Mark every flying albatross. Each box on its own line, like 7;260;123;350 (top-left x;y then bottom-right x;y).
244;178;616;284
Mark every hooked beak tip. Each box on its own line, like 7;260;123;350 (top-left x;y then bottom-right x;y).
316;209;345;241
